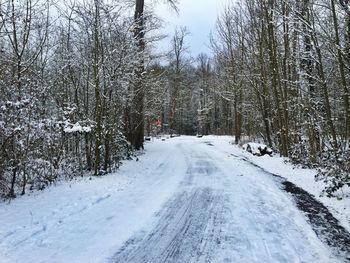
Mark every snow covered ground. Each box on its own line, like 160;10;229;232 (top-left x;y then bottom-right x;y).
0;136;348;262
0;139;187;263
226;137;350;233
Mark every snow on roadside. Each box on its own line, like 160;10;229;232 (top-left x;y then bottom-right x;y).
204;135;350;233
0;138;187;263
1;135;348;263
243;153;350;232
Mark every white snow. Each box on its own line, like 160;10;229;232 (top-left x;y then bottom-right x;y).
63;122;92;133
0;140;187;263
0;136;347;262
211;136;350;233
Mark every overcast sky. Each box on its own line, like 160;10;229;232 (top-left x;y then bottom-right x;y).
153;0;232;58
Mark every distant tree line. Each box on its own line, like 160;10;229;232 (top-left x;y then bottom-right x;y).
1;0;348;198
156;0;350;196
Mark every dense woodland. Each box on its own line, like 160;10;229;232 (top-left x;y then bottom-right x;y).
0;0;349;198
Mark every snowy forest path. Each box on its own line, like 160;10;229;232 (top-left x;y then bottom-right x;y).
0;136;347;263
111;137;341;263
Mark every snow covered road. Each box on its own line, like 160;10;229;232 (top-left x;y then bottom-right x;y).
112;138;340;262
0;136;347;262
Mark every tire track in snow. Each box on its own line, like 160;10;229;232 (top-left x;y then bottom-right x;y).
111;188;226;263
111;147;229;263
110;138;340;263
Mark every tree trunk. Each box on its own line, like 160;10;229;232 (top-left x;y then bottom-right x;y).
264;0;289;156
93;0;102;175
331;0;350;143
129;0;146;150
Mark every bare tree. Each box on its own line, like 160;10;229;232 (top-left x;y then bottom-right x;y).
125;0;178;150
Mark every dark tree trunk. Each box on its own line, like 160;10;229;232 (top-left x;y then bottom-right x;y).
93;0;102;175
127;0;145;150
331;0;350;142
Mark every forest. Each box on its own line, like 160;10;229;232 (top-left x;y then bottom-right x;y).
0;0;349;198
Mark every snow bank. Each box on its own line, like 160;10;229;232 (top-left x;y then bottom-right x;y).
0;139;187;263
243;152;350;233
207;136;350;233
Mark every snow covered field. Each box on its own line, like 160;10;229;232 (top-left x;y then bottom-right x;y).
0;136;348;262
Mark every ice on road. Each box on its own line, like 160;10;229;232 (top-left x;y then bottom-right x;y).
0;136;341;262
